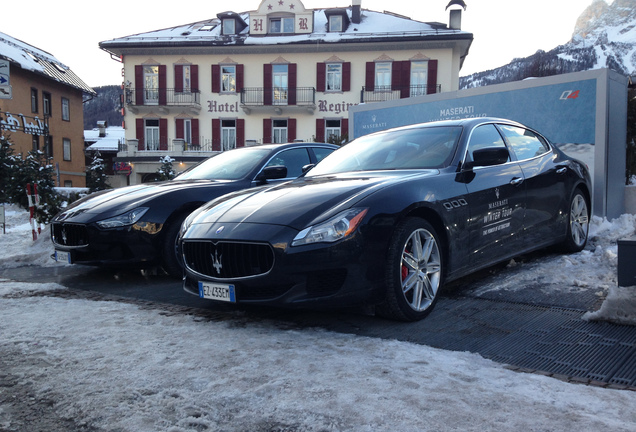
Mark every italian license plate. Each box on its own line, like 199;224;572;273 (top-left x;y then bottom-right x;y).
198;281;236;303
54;250;72;264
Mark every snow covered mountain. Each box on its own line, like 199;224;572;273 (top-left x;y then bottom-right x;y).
460;0;636;88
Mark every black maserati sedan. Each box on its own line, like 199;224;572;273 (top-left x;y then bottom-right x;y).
50;142;337;276
179;118;592;321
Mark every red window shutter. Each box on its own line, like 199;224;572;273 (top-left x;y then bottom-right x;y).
391;61;401;92
264;64;272;105
192;119;199;145
159;118;168;150
236;64;244;93
175;65;183;93
176;118;184;139
136;118;145;150
288;64;297;105
135;65;144;105
315;119;325;143
191;65;199;92
159;65;167;105
288;118;297;142
343;62;351;92
365;62;375;91
211;65;220;93
316;63;326;92
400;61;411;98
427;60;438;94
263;118;272;144
212;119;221;151
237;119;245;148
341;118;349;139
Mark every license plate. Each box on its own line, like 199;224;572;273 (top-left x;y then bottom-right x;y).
54;250;71;264
198;281;236;302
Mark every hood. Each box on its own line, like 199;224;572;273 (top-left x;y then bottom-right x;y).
192;171;436;230
54;180;233;221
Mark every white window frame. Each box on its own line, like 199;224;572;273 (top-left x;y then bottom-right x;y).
182;65;191;92
221;65;237;93
326;63;342;92
223;19;236;35
63;138;71;161
273;64;288;106
144;66;159;105
410;61;429;97
272;119;288;144
221;119;237;151
325;119;341;142
270;17;294;33
43;92;51;116
145;119;160;151
61;97;70;121
375;62;392;91
329;15;343;32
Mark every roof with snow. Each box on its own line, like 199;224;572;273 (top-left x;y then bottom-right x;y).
99;8;472;50
0;32;96;96
84;126;125;152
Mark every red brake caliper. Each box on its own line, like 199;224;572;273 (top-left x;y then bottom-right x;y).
401;249;410;281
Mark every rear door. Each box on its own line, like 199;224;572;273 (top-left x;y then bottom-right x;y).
463;124;526;268
497;124;567;247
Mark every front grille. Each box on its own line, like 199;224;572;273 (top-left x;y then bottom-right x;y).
183;240;275;279
51;223;89;247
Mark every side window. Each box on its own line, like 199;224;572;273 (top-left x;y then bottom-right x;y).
265;148;311;178
313;147;334;163
466;124;508;163
498;125;550;161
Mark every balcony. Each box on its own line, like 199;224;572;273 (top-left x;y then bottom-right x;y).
240;87;316;114
360;84;441;103
124;88;201;114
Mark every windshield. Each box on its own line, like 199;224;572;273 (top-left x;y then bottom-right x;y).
175;148;270;180
308;126;462;176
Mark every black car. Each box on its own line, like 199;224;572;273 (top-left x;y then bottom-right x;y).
179;118;591;321
50;142;337;276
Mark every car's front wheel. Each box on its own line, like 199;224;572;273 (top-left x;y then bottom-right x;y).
161;213;189;278
378;218;443;321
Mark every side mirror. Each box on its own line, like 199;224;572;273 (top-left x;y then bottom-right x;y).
471;147;510;168
301;163;315;174
256;165;288;183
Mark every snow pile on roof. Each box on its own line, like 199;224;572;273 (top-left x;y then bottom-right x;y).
0;31;95;95
84;126;125;152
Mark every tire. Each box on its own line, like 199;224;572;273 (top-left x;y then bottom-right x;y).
161;214;188;278
377;218;444;321
562;188;589;253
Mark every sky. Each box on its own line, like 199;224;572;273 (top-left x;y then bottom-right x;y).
2;0;600;88
1;196;636;430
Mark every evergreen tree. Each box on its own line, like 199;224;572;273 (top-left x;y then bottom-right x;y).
0;135;20;204
156;155;176;181
86;151;111;193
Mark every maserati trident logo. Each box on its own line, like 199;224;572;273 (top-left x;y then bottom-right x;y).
61;228;68;245
495;188;500;200
211;249;223;274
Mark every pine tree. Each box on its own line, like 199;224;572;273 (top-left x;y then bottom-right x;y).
86;151;111;193
0;134;20;204
156;155;176;181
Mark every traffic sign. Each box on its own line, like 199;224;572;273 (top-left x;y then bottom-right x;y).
0;85;11;99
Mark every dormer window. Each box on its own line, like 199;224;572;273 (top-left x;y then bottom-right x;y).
270;16;294;33
329;15;343;32
222;19;236;35
324;9;349;33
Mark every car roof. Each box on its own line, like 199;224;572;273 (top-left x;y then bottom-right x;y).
237;142;339;152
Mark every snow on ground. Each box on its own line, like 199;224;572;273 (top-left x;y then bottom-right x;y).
1;204;636;431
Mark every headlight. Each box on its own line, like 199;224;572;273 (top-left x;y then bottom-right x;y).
292;208;368;246
96;207;149;228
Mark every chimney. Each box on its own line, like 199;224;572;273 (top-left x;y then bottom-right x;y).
352;0;361;24
446;0;467;30
97;121;107;138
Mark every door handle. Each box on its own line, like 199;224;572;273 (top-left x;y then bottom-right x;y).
510;177;523;186
557;167;567;174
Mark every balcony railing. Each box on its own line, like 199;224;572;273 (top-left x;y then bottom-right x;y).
124;88;201;107
120;138;266;154
240;87;316;106
360;84;441;103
